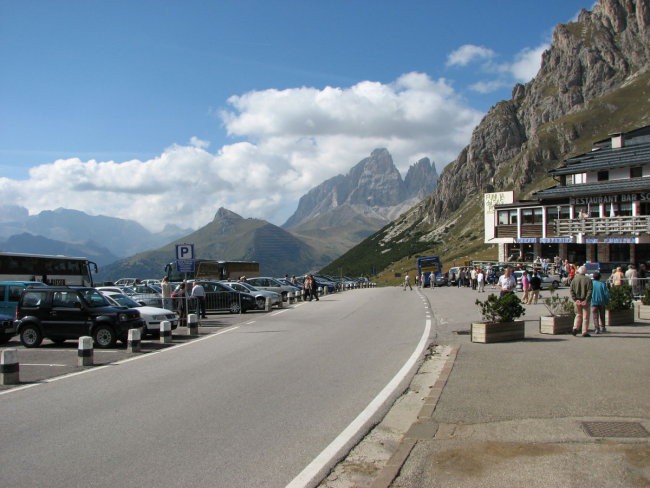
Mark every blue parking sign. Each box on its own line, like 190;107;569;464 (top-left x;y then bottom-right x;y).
176;244;194;260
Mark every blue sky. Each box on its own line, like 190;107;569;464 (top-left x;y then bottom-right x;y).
0;0;593;231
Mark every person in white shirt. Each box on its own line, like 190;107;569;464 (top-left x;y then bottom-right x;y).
477;269;485;292
191;281;207;319
497;267;517;297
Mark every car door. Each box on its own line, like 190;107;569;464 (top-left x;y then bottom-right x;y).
50;291;88;338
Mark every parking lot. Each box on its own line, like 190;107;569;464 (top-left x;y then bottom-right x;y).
0;310;265;391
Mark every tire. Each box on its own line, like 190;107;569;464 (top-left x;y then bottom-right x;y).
229;302;242;314
20;324;43;348
256;297;266;310
93;324;117;349
281;292;288;302
552;280;560;288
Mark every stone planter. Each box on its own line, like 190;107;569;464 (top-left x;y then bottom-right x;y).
605;308;635;326
471;320;525;343
539;315;575;335
638;304;650;320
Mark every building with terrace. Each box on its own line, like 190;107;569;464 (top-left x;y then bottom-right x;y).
484;125;650;266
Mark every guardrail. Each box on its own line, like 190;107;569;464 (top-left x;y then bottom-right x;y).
555;215;650;236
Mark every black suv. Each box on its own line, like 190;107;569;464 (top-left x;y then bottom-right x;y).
15;287;144;348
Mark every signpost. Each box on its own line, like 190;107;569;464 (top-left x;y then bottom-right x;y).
175;244;195;325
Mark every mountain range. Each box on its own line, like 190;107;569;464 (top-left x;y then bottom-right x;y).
0;150;437;281
324;0;650;279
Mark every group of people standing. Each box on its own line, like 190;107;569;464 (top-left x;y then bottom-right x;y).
569;266;610;337
161;276;207;325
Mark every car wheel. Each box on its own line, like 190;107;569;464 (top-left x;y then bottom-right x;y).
93;324;117;349
20;324;43;348
282;292;288;302
256;297;266;309
552;280;560;288
229;302;242;314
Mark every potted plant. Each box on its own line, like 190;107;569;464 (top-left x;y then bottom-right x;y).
639;287;650;319
472;293;526;343
606;284;635;326
540;292;575;334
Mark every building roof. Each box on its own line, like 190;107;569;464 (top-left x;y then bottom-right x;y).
549;144;650;176
534;177;650;200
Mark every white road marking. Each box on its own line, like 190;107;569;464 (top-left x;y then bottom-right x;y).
0;326;239;396
286;315;432;488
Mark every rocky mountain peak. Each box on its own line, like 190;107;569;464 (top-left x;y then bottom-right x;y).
282;149;438;229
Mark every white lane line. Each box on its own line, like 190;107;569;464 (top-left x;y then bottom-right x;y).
0;326;240;396
20;364;66;367
286;317;432;488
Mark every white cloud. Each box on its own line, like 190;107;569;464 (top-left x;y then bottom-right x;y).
509;43;549;81
0;73;483;232
446;45;496;67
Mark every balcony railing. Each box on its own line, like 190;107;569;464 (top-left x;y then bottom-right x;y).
555;216;650;236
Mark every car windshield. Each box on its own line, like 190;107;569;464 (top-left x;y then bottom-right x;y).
106;293;141;308
237;282;257;291
79;289;111;307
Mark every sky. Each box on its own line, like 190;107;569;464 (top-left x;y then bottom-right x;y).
0;0;594;233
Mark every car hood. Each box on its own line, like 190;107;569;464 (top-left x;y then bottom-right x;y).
136;306;177;315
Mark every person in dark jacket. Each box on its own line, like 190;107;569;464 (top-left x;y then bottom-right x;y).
309;274;320;301
528;270;542;304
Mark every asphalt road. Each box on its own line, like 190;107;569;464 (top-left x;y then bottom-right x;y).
0;287;432;488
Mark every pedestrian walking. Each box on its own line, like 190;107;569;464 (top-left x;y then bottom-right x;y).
161;276;172;311
528;270;542;304
591;272;609;334
403;272;413;291
570;265;593;337
477;268;485;292
521;270;530;303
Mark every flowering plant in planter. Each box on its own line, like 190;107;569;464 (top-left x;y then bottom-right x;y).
475;293;526;323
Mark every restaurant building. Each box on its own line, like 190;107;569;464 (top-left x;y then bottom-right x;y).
484;125;650;265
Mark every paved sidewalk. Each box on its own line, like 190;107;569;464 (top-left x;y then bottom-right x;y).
321;285;650;488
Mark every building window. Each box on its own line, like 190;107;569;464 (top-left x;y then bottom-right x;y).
497;210;509;225
597;170;609;181
533;207;543;223
640;202;650;216
619;202;633;216
509;210;518;224
522;208;533;224
569;173;587;184
630;167;643;178
589;205;600;218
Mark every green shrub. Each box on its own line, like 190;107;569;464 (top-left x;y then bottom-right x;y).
608;284;633;311
543;294;575;316
475;293;526;323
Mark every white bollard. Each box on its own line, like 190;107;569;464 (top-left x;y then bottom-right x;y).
0;348;19;385
324;286;329;296
265;297;271;312
160;320;172;344
127;328;141;353
187;314;199;337
78;336;94;366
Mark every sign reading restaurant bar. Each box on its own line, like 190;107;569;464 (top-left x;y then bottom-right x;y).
570;192;650;205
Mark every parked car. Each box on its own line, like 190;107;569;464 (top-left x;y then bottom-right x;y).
190;281;256;313
96;285;162;308
222;281;282;310
99;290;178;337
0;313;15;344
14;286;144;348
245;277;297;301
0;281;49;316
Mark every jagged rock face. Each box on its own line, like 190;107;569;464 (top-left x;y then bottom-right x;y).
283;148;438;228
424;0;650;226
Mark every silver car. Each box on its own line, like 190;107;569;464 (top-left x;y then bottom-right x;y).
223;281;282;310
